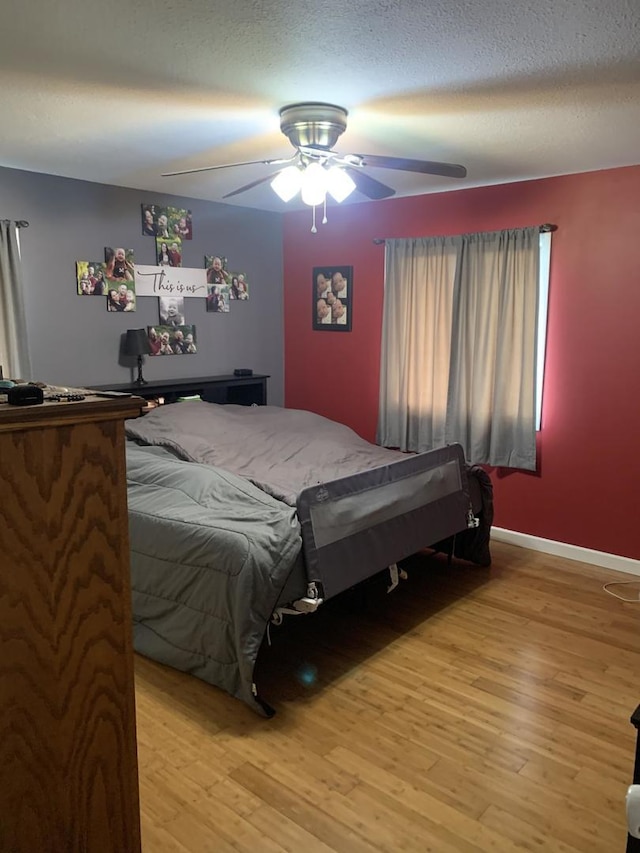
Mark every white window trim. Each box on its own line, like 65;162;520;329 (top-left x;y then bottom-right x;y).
536;231;552;430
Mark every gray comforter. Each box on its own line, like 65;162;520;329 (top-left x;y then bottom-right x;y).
124;403;489;714
126;443;302;715
125;401;406;506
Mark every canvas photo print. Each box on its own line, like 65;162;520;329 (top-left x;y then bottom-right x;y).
206;283;230;313
141;204;192;240
229;273;249;300
204;254;230;286
159;296;186;327
107;282;136;312
104;247;136;311
156;237;182;267
313;265;352;331
148;325;197;355
105;246;135;282
76;260;108;296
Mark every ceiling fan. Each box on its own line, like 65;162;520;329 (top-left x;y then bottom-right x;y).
162;102;468;203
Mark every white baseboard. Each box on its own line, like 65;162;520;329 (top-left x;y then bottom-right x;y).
492;527;640;577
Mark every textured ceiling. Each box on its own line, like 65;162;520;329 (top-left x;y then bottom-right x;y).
0;0;639;211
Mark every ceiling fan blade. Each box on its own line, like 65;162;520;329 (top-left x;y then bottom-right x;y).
222;170;283;199
353;154;467;179
343;166;396;200
162;156;295;178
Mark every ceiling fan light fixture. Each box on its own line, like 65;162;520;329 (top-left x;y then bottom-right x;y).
270;165;303;202
279;103;348;149
163;100;467;217
326;165;356;203
300;162;327;207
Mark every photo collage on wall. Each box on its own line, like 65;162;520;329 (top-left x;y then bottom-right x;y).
142;205;192;241
147;325;197;356
313;265;352;331
74;202;253;337
76;247;137;312
146;295;196;357
204;254;249;312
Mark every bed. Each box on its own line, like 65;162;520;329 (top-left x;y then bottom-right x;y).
124;401;493;715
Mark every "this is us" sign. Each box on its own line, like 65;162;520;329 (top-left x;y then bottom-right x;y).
133;265;207;297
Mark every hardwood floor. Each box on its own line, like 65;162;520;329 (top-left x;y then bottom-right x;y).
134;541;640;851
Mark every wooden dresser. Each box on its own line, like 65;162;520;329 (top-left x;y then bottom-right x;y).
0;395;144;852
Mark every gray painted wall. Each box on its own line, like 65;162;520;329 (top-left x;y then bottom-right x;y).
0;166;285;404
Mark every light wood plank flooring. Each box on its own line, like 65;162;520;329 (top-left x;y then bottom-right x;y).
134;541;640;851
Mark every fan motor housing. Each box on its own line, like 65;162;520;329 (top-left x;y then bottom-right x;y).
279;102;348;150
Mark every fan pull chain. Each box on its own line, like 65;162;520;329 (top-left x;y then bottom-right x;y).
311;205;317;233
322;196;328;225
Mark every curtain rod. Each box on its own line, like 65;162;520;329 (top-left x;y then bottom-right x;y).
373;223;557;245
1;220;29;228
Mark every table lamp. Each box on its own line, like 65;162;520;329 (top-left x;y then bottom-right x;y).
124;328;152;385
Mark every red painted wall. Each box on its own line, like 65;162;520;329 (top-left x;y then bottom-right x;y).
283;166;640;560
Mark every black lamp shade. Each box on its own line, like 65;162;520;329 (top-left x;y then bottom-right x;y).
124;328;152;357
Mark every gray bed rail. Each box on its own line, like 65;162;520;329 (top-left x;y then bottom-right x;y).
297;443;471;601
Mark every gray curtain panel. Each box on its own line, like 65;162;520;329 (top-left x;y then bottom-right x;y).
0;221;31;380
377;227;540;470
445;228;539;470
377;236;458;451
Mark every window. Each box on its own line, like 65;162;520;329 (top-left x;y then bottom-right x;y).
377;227;549;470
536;231;552;430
